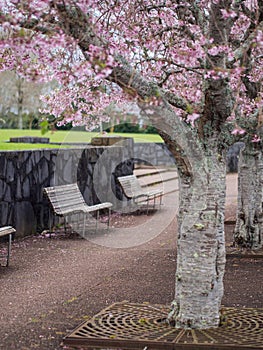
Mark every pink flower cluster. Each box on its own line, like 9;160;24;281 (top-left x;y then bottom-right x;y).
0;0;261;134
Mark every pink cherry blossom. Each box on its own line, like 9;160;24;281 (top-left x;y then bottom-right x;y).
186;113;200;126
251;134;261;143
0;0;261;135
231;128;246;135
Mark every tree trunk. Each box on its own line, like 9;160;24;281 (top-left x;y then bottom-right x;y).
168;150;226;328
234;145;263;250
16;75;24;129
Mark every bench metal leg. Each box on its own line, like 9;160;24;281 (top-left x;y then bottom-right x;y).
83;212;88;237
107;208;111;230
96;210;99;233
0;233;12;267
146;196;150;215
6;233;11;267
0;227;16;267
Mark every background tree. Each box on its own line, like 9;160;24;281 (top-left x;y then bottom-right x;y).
0;71;56;128
0;0;262;329
232;2;263;249
234;139;263;250
16;73;24;129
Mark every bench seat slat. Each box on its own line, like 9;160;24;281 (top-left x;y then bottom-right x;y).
0;226;16;238
118;174;163;213
43;183;112;235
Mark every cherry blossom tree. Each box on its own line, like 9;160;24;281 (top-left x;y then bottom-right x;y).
232;2;263;250
0;0;262;329
234;140;263;250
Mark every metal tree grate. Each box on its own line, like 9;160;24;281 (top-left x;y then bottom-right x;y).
63;302;263;349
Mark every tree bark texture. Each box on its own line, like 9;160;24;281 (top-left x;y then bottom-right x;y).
234;145;263;250
16;76;24;130
167;147;226;328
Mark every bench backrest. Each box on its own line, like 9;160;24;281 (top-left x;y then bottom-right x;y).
0;226;16;238
43;183;86;215
117;175;143;198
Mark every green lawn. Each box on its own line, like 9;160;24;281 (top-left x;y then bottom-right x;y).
0;129;163;150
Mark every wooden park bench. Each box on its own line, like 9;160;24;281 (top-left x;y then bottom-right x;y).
118;174;163;214
0;226;16;267
43;183;112;236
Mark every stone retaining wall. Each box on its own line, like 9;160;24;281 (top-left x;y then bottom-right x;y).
0;145;133;237
134;142;241;171
133;143;175;167
0;139;241;237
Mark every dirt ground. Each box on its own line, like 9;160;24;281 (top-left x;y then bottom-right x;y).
1;199;263;350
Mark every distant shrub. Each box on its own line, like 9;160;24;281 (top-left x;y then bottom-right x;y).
106;122;158;134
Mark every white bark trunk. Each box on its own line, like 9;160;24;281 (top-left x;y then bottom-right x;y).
168;151;226;328
234;145;263;250
17;77;24;130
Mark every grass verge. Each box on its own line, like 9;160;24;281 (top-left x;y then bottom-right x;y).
0;129;163;150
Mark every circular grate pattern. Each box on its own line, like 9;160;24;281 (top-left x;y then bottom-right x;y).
64;302;263;349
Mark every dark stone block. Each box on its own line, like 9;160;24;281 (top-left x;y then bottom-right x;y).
14;201;37;237
10;136;50;143
227;142;244;173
